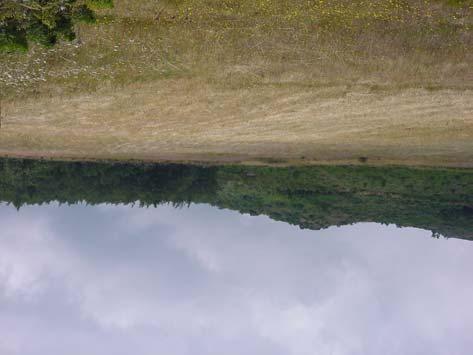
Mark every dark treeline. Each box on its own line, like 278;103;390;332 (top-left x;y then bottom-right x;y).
0;158;472;240
0;158;218;206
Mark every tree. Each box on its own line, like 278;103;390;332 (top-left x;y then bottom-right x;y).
0;0;113;53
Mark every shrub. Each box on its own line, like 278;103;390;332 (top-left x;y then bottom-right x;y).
0;0;113;52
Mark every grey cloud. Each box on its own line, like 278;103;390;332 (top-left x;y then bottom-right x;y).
0;203;472;355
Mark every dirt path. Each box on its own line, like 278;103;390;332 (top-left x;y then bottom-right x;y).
1;79;472;167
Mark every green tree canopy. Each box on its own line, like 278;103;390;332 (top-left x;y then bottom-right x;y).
0;0;113;52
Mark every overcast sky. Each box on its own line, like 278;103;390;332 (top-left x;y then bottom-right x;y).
0;202;472;355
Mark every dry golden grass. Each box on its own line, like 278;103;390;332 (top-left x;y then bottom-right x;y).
1;79;472;167
0;0;472;166
1;0;472;98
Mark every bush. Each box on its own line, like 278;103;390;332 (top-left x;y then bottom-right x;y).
0;20;28;52
0;0;113;53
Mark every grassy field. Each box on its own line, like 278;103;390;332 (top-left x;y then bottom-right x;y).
0;0;472;166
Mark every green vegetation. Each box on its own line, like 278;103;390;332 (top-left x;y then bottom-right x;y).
1;158;472;240
0;0;113;53
215;165;473;240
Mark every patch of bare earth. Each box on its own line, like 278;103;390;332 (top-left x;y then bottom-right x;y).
1;79;472;167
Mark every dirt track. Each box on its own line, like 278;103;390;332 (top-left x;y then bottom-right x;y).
1;80;472;167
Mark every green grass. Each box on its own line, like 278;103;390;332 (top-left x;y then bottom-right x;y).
87;0;114;9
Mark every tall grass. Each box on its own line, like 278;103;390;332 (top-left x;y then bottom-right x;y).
0;0;471;100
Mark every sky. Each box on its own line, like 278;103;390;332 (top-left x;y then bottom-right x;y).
0;202;472;355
